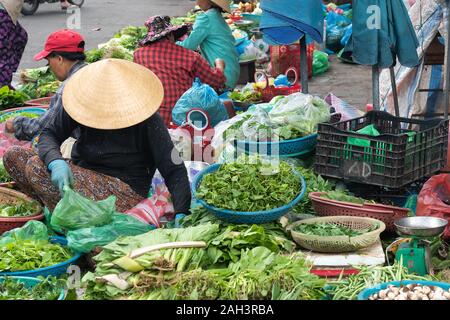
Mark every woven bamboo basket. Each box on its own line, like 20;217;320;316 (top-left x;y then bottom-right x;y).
288;216;386;253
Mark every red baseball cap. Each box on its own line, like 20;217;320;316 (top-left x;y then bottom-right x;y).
34;29;85;61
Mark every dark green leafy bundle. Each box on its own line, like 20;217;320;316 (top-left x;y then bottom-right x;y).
0;201;39;217
0;276;63;300
320;190;371;204
294;222;377;237
0;239;73;272
0;86;29;110
292;167;335;214
196;157;301;211
0;161;12;183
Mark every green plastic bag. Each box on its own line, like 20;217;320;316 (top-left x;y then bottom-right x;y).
50;187;115;232
312;50;329;76
66;214;154;253
0;221;48;246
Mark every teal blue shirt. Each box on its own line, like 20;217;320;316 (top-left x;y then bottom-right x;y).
178;8;240;89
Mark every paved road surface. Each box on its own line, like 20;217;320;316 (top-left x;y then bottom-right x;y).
19;0;194;69
17;0;371;108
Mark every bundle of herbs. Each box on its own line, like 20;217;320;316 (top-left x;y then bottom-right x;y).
0;276;63;300
0;200;39;218
196;156;301;212
0;239;73;272
0;86;29;110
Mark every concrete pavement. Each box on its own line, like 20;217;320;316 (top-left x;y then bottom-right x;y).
19;0;194;69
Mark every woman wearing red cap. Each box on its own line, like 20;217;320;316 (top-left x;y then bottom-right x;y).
5;29;87;143
4;29;88;199
0;0;28;88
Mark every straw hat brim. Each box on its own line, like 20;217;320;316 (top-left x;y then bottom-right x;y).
211;0;231;13
62;59;164;130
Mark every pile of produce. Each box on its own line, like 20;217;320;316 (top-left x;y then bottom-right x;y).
236;2;262;14
0;161;12;183
0;201;39;218
0;239;73;272
0;86;29;111
326;261;432;300
223;93;331;142
196;156;301;212
292;166;335;215
0;112;40;123
368;283;450;300
293;222;377;237
82;221;324;300
320;190;372;205
229;88;262;103
171;10;200;26
17;67;59;100
86;26;147;63
0;276;62;300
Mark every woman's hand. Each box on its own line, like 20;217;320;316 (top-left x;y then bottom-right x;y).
5;119;15;134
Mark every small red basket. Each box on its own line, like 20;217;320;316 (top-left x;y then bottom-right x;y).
309;192;410;232
0;187;43;235
255;69;302;102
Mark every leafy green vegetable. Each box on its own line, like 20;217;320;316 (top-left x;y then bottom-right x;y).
17;67;59;99
0;201;39;218
0;239;73;272
229;90;262;103
321;190;371;205
0;276;63;300
292;166;335;215
0;161;12;183
196;156;301;212
0;112;40;123
0;86;29;110
294;222;377;237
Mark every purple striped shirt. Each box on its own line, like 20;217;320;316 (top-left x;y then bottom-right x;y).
0;9;28;88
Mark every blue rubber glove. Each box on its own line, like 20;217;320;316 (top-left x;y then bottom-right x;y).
48;160;74;196
174;213;186;228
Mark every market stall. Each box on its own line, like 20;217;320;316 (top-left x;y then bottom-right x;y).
0;0;449;301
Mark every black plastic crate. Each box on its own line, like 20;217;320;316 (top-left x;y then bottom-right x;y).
314;111;448;189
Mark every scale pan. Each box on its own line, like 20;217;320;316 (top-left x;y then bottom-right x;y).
394;217;448;237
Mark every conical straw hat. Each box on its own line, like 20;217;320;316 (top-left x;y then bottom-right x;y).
211;0;231;13
62;59;164;130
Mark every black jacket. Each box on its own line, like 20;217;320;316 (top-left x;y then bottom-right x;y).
38;107;191;214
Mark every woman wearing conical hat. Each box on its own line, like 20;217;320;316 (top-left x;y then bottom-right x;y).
0;0;28;88
3;59;192;226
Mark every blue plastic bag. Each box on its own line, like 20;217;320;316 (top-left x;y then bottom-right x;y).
172;78;229;127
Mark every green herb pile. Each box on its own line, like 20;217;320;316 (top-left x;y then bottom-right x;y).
320;190;370;205
294;222;377;237
196;157;301;212
0;239;73;272
17;67;59;99
0;161;12;183
0;276;62;300
292;166;335;214
82;210;326;300
229;89;262;103
0;112;40;123
0;201;39;218
0;86;29;111
326;260;433;300
85;26;147;63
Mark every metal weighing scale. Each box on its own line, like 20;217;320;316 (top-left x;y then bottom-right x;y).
390;217;448;276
